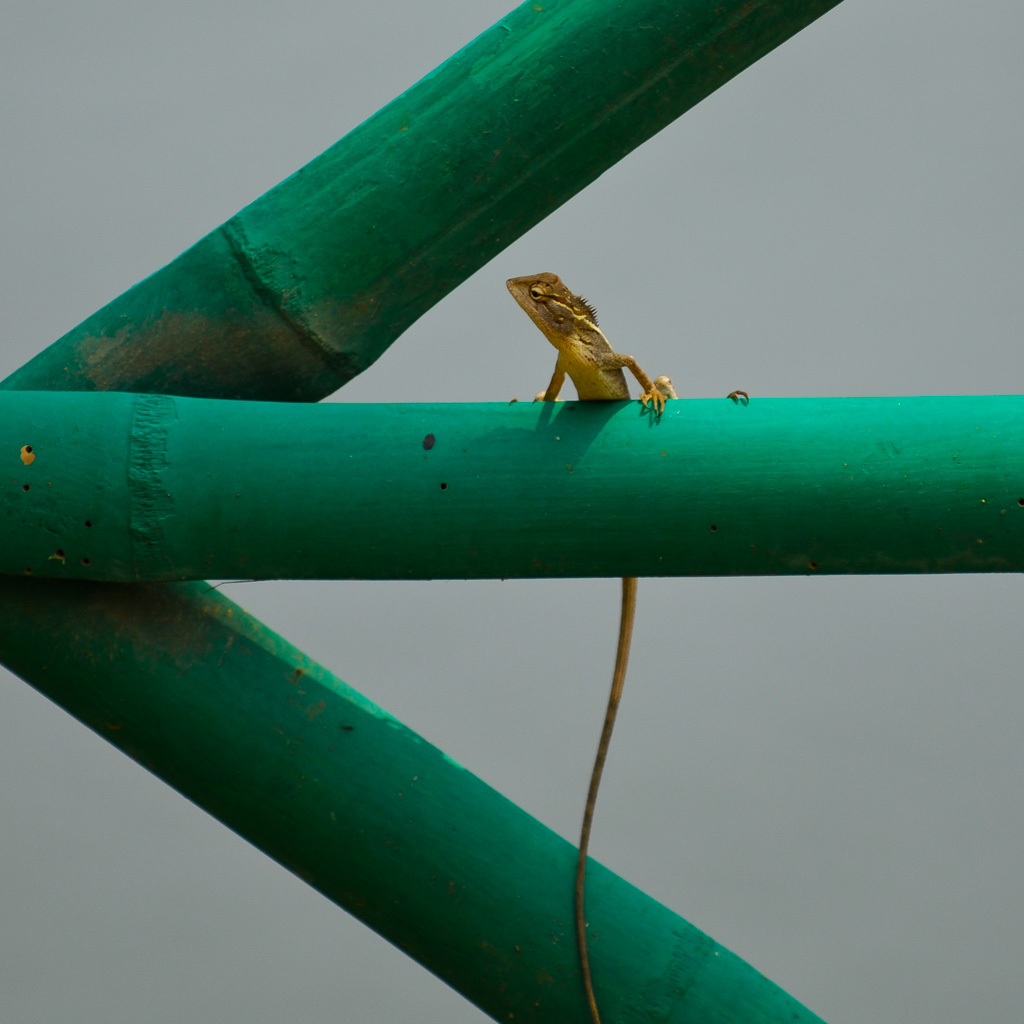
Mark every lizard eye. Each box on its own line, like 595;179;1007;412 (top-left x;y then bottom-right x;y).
529;285;545;299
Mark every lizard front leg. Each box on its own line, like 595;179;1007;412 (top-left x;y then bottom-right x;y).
609;354;673;414
535;362;567;402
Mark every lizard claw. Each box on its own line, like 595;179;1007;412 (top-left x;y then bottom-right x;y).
640;376;676;416
640;390;667;416
727;390;750;406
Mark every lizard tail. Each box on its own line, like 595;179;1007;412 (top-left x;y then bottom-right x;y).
576;576;638;1024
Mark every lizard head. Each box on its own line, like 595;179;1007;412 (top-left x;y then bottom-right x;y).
506;273;602;352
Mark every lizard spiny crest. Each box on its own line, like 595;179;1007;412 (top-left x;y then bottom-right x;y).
572;293;599;327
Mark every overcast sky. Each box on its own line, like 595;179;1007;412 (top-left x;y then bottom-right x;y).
2;1;1022;1022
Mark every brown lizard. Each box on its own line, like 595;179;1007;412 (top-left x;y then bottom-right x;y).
506;271;678;1024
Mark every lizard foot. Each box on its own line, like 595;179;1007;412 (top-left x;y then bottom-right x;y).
727;390;750;405
641;375;677;415
639;390;667;416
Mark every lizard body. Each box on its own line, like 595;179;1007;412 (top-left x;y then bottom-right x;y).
506;272;676;413
506;272;676;1024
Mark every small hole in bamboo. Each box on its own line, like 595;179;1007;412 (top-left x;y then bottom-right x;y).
84;520;92;528
440;482;448;490
709;524;718;532
55;549;65;559
808;561;818;570
81;557;91;566
22;484;30;491
1018;498;1024;507
24;567;32;575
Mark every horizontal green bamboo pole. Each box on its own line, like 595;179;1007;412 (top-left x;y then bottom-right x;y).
0;575;825;1024
3;0;843;401
4;392;1022;582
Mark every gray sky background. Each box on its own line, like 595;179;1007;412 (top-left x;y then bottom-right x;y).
2;1;1023;1022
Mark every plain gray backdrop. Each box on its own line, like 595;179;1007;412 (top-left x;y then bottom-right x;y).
2;1;1022;1021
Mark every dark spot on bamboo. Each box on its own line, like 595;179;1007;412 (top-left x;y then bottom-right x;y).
440;482;448;490
423;433;436;450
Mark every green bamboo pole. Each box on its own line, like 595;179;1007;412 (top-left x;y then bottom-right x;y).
0;2;849;1020
0;575;824;1024
6;392;1023;583
2;0;843;401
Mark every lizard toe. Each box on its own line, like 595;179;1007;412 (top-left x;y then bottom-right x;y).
640;391;666;416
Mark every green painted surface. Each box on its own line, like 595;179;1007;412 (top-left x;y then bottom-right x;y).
0;575;824;1024
2;0;843;403
0;1;850;1019
5;392;1023;582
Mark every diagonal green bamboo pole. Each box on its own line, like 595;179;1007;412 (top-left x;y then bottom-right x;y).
3;0;843;401
0;2;846;1021
0;574;827;1024
6;391;1023;583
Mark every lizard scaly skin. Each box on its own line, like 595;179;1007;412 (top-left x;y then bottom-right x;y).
507;272;677;1024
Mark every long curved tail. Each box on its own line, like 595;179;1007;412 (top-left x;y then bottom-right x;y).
576;576;638;1024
